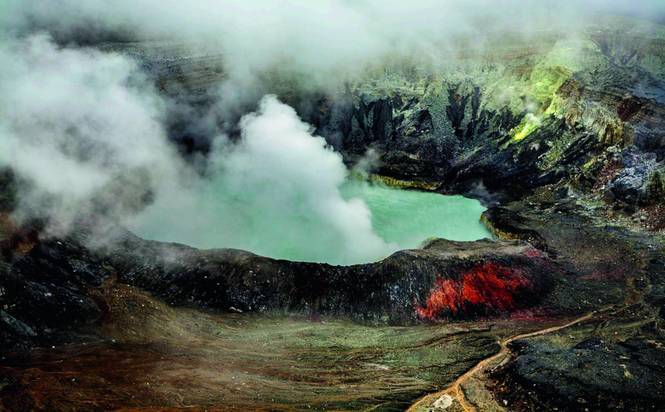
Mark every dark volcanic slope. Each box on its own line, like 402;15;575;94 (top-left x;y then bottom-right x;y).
1;222;553;354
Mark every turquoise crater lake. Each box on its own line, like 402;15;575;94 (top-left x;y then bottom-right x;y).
131;181;491;265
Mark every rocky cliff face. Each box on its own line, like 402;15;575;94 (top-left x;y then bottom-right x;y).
304;31;665;211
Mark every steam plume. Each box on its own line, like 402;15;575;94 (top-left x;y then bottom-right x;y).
129;96;397;264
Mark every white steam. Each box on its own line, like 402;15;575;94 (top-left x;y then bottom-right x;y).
0;35;186;234
129;96;397;264
0;35;396;263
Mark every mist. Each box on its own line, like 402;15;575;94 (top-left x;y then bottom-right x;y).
0;34;188;235
128;95;398;264
6;1;665;108
1;0;664;258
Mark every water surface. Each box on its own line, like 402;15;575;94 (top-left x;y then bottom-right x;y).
341;181;489;246
131;180;490;265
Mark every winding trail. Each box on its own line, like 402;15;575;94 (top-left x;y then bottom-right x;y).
407;310;599;412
